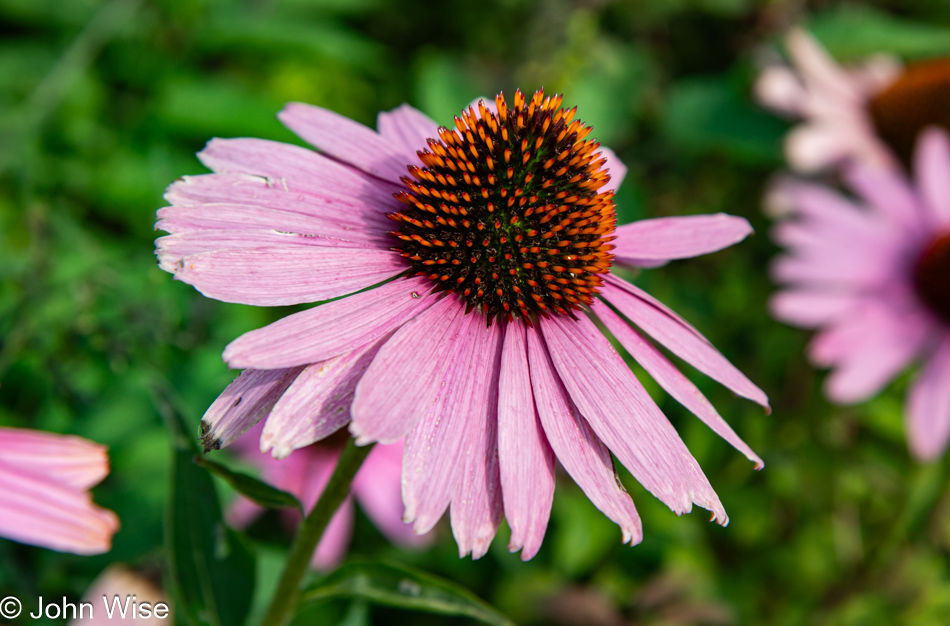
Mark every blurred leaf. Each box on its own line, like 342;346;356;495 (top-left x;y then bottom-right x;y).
808;7;950;61
663;74;786;163
161;390;256;626
196;455;303;513
299;560;515;626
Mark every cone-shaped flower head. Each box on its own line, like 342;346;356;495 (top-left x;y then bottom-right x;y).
157;89;767;559
769;127;950;461
0;427;119;555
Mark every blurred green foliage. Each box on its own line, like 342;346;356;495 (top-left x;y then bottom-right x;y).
2;0;950;624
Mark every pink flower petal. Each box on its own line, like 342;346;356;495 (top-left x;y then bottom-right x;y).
0;428;109;490
174;246;405;307
843;163;925;233
754;65;806;115
769;290;858;328
400;313;481;534
156;203;388;246
353;441;432;548
599;146;627;195
156;229;377;274
603;276;769;408
809;306;931;404
497;320;555;560
224;277;434;369
612;214;752;263
524;326;642;545
906;337;950;461
594;305;763;469
200;368;304;451
0;460;119;555
450;322;505;559
786;29;861;104
196;138;402;217
351;295;467;445
540;314;727;524
164;173;392;231
279;103;410;184
376;104;440;160
261;340;386;458
914;127;950;227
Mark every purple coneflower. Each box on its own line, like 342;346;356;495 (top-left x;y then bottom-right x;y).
755;28;950;173
157;88;767;559
770;126;950;461
228;422;430;569
0;427;119;554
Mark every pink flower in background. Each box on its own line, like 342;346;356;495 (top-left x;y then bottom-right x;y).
157;88;767;560
754;28;902;173
228;422;430;569
0;427;119;555
68;566;170;625
770;127;950;460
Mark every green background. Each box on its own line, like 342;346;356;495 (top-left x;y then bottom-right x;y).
2;0;950;624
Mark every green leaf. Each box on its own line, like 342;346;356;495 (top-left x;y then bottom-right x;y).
299;560;515;626
158;387;256;626
196;455;303;513
808;7;950;62
663;74;787;163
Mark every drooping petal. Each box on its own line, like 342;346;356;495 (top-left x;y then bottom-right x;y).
497;320;556;560
754;65;806;115
164;173;392;231
200;368;304;451
785;29;862;104
400;313;481;535
914;127;950;227
351;295;467;444
524;327;642;545
352;441;431;548
906;337;950;461
540;314;727;523
450;322;505;559
261;339;386;458
224;277;434;369
612;214;752;263
594;305;763;469
603;276;769;408
174;246;405;307
376;104;440;160
0;428;109;490
0;460;119;555
278;103;409;184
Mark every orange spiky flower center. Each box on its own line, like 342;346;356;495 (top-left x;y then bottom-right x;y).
388;88;617;322
915;231;950;323
869;57;950;167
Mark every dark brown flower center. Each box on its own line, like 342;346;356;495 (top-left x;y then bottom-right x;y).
869;57;950;167
914;231;950;322
388;89;617;323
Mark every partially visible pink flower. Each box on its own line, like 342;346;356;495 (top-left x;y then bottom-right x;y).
755;28;901;172
228;421;430;570
158;88;767;560
0;427;119;554
770;126;950;460
68;566;171;625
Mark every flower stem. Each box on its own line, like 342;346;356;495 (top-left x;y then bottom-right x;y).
261;439;375;626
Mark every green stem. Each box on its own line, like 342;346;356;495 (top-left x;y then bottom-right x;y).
261;439;375;626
